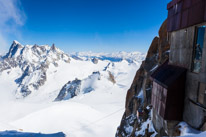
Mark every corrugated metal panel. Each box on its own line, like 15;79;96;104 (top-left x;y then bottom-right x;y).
182;0;191;10
152;82;167;119
162;88;167;103
167;0;183;32
153;82;157;96
167;0;182;10
151;61;187;88
205;2;206;20
153;95;157;112
192;0;202;5
159;86;163;102
167;1;173;10
157;97;161;115
167;0;206;32
168;6;175;17
181;9;189;28
160;101;165;118
175;13;182;30
188;1;205;26
177;2;183;13
151;93;154;107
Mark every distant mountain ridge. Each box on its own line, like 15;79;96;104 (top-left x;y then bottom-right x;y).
0;41;145;100
71;51;146;63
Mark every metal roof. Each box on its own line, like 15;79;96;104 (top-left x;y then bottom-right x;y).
151;61;187;88
167;0;206;32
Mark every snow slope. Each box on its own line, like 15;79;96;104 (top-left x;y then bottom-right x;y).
0;41;144;137
0;60;138;136
183;132;206;137
176;122;206;137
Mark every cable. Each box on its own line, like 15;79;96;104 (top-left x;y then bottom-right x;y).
89;107;124;125
69;107;125;132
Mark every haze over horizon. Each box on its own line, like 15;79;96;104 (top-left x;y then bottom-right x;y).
0;0;170;54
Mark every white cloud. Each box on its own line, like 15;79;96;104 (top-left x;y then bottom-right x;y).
0;0;26;54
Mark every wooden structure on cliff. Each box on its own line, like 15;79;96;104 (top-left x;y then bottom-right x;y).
151;61;186;121
151;0;206;135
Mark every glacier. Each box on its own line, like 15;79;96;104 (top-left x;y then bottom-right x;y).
0;41;145;137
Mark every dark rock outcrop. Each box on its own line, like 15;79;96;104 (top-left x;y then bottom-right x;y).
55;78;81;101
71;55;83;61
55;71;102;101
92;57;98;64
116;20;170;137
4;40;23;58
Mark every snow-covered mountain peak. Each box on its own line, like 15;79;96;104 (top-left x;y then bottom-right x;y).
0;41;146;136
3;41;70;65
0;41;145;99
0;41;71;97
13;40;21;45
51;44;58;52
5;40;24;58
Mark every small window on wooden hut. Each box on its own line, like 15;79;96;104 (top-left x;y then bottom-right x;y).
192;26;205;73
150;61;187;121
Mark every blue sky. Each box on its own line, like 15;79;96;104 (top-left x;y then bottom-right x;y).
0;0;171;53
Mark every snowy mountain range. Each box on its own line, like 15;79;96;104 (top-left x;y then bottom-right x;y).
0;41;145;100
1;41;70;98
0;41;145;137
71;51;145;63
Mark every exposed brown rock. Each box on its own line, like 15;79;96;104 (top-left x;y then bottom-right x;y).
108;71;116;84
125;64;144;116
92;57;98;64
145;124;155;137
173;125;181;136
116;19;170;137
158;20;170;64
143;37;159;72
158;20;167;39
145;37;159;59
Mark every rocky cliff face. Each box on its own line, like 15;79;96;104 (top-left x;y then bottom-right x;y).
54;78;82;101
55;71;101;101
92;57;98;64
116;20;170;137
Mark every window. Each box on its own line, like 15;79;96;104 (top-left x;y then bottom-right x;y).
198;82;206;107
192;26;205;73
